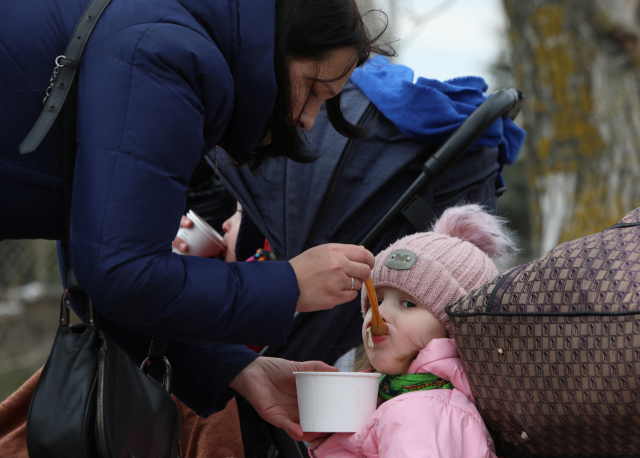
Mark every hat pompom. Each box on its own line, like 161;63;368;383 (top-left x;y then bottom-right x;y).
432;204;517;271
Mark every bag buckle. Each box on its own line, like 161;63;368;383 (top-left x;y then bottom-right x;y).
43;56;66;105
140;356;173;393
59;289;95;326
141;336;173;392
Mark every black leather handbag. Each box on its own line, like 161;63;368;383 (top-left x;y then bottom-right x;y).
21;0;182;456
27;291;182;458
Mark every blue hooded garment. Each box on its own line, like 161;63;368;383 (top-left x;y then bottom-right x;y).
349;56;526;186
0;0;299;416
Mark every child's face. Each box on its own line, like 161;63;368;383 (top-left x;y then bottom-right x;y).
362;286;446;375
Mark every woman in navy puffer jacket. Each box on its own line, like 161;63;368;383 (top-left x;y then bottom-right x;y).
0;0;387;439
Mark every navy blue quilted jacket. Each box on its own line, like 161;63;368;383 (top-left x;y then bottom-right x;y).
0;0;299;415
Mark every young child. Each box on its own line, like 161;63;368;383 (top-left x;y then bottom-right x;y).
310;204;516;458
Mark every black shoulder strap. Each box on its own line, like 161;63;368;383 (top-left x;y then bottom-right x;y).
19;0;112;155
22;0;170;360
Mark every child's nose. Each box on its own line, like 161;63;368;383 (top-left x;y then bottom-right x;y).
377;301;390;321
222;219;231;233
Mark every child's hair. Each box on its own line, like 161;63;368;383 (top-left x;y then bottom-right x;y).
355;204;517;371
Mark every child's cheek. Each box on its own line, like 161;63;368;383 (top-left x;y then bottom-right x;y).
404;323;431;350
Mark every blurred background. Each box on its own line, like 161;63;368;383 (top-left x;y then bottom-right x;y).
4;0;640;401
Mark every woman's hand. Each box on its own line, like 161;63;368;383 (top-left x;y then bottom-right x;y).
171;215;193;252
229;356;338;441
289;244;375;313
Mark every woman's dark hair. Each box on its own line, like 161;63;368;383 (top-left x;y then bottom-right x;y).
246;0;394;170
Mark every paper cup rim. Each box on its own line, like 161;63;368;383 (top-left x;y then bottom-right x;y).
293;372;381;378
186;210;226;248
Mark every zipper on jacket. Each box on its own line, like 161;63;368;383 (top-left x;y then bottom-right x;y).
96;342;109;458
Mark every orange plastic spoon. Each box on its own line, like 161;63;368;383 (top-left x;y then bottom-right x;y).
364;278;388;336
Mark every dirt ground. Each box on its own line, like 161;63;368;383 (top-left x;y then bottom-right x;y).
0;296;59;402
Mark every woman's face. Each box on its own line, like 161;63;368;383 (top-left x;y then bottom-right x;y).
362;286;447;375
222;203;242;262
288;46;358;131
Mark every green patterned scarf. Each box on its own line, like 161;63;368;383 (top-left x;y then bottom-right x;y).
379;373;453;400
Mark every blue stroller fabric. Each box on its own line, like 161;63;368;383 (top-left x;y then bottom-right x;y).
350;55;526;187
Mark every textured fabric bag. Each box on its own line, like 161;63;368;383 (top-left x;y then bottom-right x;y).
446;207;640;458
27;291;181;458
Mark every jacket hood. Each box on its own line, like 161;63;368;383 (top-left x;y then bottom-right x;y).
178;0;276;163
407;337;475;404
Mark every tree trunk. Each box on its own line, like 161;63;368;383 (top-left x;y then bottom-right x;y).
504;0;640;255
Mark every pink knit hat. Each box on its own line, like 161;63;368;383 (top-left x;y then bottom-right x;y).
362;204;516;335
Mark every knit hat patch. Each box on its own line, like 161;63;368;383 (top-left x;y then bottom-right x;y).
384;250;418;270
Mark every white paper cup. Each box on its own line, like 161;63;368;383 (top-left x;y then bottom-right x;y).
294;372;381;433
173;210;226;257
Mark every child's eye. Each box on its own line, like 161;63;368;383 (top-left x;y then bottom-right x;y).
401;300;417;308
377;300;383;306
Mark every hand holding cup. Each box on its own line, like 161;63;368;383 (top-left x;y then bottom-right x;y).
172;210;226;257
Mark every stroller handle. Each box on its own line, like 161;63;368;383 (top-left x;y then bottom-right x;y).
359;88;524;250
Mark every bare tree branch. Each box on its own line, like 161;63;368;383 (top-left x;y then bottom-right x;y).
398;0;458;49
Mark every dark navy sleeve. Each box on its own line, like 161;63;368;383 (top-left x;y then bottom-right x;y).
67;24;299;346
164;340;260;417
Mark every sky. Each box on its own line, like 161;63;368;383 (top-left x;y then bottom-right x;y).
370;0;508;89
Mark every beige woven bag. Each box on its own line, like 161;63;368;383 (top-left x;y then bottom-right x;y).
447;207;640;457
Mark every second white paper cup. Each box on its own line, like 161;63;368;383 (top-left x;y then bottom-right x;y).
173;210;226;257
294;372;381;433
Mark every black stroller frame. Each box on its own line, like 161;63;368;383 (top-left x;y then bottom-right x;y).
239;88;524;458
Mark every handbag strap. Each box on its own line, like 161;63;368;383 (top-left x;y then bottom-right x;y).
141;337;174;392
19;0;112;155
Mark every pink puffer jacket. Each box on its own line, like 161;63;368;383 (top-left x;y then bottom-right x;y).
310;338;497;458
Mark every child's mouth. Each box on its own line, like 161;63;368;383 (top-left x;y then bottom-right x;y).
366;323;388;346
372;334;387;345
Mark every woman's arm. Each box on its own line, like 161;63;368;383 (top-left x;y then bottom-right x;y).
69;22;373;344
69;23;300;345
